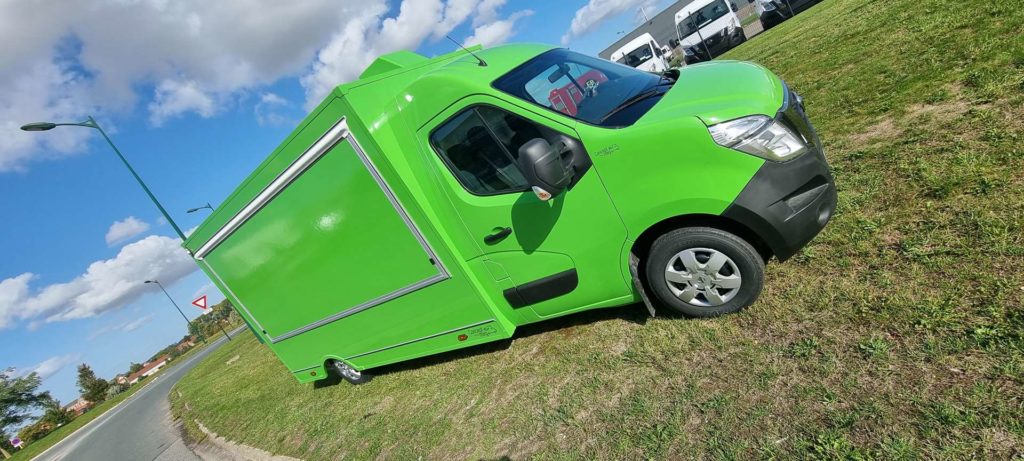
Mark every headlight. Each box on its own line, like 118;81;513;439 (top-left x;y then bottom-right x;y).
708;115;808;161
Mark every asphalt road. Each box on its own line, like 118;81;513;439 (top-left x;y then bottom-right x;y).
33;331;240;461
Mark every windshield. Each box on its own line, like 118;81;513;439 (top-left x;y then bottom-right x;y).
493;49;665;126
677;0;730;39
615;43;655;68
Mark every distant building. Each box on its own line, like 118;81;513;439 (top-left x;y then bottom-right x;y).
127;355;171;384
63;398;92;416
114;374;129;385
175;337;196;352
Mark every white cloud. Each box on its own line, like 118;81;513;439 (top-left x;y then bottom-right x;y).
1;58;97;173
464;10;534;47
148;79;218;126
561;0;658;45
0;0;361;170
300;0;533;109
122;315;154;332
105;216;150;246
474;0;508;27
0;273;34;329
190;282;217;301
254;92;293;127
19;354;81;381
89;313;155;339
1;0;532;171
435;0;481;39
0;235;197;329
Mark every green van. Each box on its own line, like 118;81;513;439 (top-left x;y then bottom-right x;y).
183;44;835;384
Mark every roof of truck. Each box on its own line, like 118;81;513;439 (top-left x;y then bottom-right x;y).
331;43;556;97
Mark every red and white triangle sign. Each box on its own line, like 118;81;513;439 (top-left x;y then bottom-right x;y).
192;295;208;310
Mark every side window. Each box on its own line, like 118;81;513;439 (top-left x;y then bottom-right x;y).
430;106;553;196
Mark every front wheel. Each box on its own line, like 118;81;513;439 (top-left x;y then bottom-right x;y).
645;227;764;317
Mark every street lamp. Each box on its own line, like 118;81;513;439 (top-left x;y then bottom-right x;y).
145;280;207;343
186;202;213;214
20;116;186;241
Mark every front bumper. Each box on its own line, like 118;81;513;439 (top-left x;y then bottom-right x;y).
722;89;836;261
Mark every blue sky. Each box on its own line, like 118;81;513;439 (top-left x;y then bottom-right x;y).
0;0;674;407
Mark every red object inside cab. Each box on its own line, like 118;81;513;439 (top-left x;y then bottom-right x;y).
548;70;608;116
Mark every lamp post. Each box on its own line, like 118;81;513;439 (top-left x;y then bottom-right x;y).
186;203;213;214
20;116;186;241
145;280;207;343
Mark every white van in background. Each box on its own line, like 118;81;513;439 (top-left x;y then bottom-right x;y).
609;33;673;72
674;0;746;63
755;0;822;30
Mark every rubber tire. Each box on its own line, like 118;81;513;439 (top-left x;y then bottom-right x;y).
644;227;764;318
735;30;747;45
331;361;373;385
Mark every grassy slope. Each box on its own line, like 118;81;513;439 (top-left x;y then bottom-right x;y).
172;0;1024;459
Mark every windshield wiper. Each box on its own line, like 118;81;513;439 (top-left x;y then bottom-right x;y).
658;68;680;85
599;82;672;123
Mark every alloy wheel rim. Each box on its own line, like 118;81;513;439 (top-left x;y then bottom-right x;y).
335;362;362;380
664;247;742;307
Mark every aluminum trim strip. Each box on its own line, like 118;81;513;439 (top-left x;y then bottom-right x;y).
270;273;450;343
201;260;269;335
344;319;496;360
193;118;350;260
343;128;451;279
195;116;453;343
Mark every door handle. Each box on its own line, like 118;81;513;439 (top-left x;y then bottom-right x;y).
484;227;512;245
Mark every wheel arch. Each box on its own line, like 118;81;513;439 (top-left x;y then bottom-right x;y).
630;213;773;264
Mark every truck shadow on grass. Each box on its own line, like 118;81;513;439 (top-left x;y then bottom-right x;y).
314;303;651;388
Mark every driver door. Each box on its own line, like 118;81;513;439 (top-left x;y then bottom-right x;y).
418;96;631;318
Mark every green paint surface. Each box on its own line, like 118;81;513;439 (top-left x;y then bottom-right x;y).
182;43;782;380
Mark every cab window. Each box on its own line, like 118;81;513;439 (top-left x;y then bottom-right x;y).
430;106;550;196
493;48;669;127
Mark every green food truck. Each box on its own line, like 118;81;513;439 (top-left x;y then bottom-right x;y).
183;43;835;384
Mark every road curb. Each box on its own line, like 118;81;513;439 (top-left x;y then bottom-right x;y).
189;420;303;461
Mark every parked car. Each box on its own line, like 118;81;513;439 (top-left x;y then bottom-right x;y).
755;0;822;30
675;0;746;63
184;43;835;385
610;32;673;72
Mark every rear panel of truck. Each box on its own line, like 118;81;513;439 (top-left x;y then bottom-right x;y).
186;96;511;382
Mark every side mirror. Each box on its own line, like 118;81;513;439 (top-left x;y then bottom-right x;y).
518;138;574;200
730;2;738;12
653;46;663;57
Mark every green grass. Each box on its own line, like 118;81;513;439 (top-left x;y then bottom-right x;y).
7;338;220;461
172;0;1024;459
